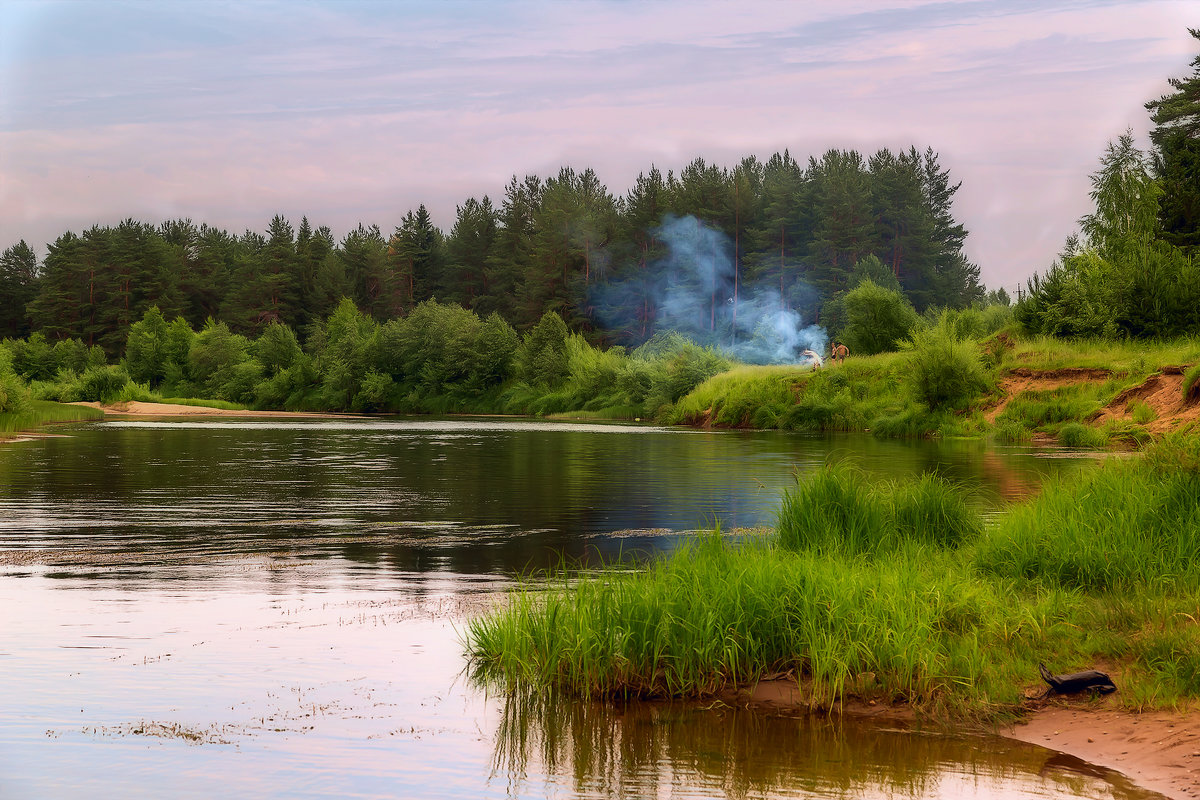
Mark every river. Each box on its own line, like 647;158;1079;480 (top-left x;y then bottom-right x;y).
0;418;1161;799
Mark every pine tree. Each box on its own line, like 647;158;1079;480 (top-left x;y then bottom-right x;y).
0;240;39;338
920;148;982;308
750;151;810;314
482;175;542;324
444;197;498;308
869;148;936;308
390;205;445;310
1146;28;1200;252
808;150;879;298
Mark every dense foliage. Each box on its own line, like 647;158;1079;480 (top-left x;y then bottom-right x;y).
0;146;983;354
0;301;735;420
1018;31;1200;339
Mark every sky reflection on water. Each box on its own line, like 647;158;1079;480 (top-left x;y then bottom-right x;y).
0;420;1155;799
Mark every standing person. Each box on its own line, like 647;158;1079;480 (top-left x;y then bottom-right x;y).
831;341;849;365
801;348;823;369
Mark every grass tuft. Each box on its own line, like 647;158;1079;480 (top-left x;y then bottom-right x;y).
466;438;1200;719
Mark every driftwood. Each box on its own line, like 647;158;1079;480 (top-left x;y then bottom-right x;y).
1039;663;1117;696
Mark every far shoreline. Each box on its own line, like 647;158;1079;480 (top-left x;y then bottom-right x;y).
69;400;363;418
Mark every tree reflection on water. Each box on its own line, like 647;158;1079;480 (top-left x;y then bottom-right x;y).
485;686;1159;799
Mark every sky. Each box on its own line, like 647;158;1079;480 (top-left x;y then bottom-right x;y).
0;0;1195;294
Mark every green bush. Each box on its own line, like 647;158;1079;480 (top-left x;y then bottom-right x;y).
901;313;990;410
0;370;31;414
76;365;132;403
841;279;919;356
519;311;570;387
123;306;171;386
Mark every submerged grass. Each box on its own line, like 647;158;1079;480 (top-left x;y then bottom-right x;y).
466;436;1200;719
0;400;104;435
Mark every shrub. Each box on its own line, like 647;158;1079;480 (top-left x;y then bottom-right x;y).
0;370;31;414
254;321;301;375
354;370;395;412
76;365;132;403
901;313;990;410
840;279;918;356
645;341;730;410
519;311;570;387
123;306;170;386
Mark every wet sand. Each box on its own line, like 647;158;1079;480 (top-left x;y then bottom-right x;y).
1007;704;1200;800
742;678;1200;800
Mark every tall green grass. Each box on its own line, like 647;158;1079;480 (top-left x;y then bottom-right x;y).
0;400;104;434
1184;363;1200;403
466;436;1200;718
468;532;1061;716
776;464;981;555
976;436;1200;591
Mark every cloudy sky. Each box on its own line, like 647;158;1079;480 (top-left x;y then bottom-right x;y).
1;0;1194;292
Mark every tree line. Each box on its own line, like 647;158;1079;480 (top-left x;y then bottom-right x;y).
0;145;984;353
1016;29;1200;339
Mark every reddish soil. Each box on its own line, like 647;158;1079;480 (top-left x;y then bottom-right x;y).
1093;368;1200;435
986;367;1113;423
987;366;1200;434
1006;702;1200;800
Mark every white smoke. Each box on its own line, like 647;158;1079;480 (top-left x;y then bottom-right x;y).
612;214;827;364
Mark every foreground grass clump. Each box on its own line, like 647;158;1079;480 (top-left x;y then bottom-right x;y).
467;532;1057;716
976;435;1200;592
467;437;1200;718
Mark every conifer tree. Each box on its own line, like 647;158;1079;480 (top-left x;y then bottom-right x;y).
0;240;39;338
1146;28;1200;251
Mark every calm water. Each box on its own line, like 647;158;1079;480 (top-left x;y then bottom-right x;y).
0;418;1158;799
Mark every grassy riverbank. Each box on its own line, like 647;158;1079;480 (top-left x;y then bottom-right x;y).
465;435;1200;722
0;400;104;436
658;331;1200;442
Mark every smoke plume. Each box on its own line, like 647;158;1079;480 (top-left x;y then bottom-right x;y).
596;214;827;364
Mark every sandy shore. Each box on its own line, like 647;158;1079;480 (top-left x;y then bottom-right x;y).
741;679;1200;799
72;401;357;418
1006;703;1200;800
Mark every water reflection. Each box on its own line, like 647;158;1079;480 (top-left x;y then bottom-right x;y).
0;419;1099;579
489;690;1163;799
0;419;1144;800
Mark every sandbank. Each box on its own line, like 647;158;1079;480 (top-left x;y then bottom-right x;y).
72;401;358;418
740;678;1200;799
